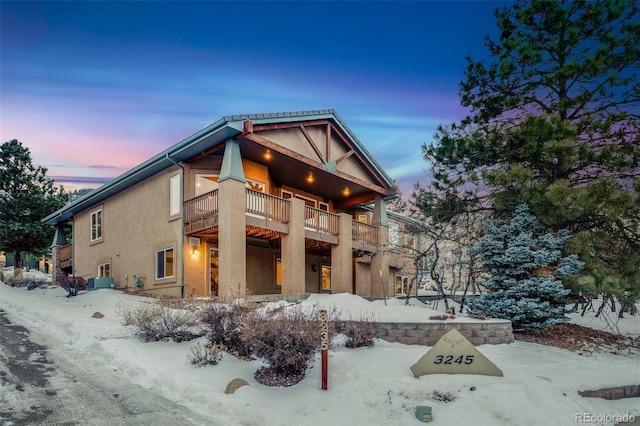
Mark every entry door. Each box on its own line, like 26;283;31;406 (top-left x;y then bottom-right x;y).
321;265;331;292
210;248;219;297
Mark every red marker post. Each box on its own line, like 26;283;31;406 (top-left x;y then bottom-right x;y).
320;310;329;390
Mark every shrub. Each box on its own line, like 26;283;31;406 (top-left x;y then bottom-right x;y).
115;298;200;342
340;311;378;348
188;342;223;367
241;306;321;387
467;205;582;331
3;275;48;289
58;276;88;297
200;300;255;358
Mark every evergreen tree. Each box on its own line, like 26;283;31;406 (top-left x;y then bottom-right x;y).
467;205;583;331
0;139;67;273
416;0;640;298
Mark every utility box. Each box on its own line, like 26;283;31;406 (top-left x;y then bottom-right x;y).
88;277;114;290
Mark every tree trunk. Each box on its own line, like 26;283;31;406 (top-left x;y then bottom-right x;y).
13;251;23;278
405;277;417;306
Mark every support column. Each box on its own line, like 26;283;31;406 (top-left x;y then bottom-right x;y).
50;225;68;284
218;140;246;300
281;198;305;294
331;213;353;294
370;197;391;298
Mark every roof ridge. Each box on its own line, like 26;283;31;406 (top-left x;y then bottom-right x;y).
223;109;336;122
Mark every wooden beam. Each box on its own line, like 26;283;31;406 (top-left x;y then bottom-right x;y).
184;142;226;163
326;123;331;160
299;123;325;163
243;129;388;196
243;132;324;170
333;169;387;194
334;149;354;165
334;192;380;210
243;120;253;135
329;123;387;188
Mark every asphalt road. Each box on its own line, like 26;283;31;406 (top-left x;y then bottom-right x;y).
0;309;213;426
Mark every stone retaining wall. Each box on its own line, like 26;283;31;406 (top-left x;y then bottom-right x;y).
374;320;514;346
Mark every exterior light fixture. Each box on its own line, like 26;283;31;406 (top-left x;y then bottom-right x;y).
307;173;314;184
264;150;272;160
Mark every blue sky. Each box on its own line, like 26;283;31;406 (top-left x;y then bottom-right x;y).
1;1;512;195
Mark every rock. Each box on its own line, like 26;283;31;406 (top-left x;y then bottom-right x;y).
92;312;104;318
225;378;249;394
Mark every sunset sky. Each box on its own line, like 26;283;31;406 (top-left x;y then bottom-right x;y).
1;1;511;195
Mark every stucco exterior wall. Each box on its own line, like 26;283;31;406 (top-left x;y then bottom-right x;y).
246;245;279;295
72;168;183;297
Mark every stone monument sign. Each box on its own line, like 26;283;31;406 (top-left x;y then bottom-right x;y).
410;328;503;378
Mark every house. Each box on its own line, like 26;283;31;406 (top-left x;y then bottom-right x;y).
43;109;419;300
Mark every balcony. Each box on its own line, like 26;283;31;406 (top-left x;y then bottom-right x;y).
59;244;73;269
184;190;219;234
184;189;378;253
352;220;379;251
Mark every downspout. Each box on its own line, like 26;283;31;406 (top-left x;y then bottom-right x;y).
166;154;186;298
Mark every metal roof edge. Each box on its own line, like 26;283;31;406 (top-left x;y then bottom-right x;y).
226;109;397;193
42;117;237;225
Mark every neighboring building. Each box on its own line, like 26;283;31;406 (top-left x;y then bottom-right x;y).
43;110;419;299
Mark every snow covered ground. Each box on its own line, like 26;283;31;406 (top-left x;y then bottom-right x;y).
1;269;639;426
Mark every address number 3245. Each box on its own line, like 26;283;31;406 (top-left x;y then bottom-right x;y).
434;355;474;365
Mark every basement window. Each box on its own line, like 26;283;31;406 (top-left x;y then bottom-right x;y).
98;262;111;278
156;247;174;279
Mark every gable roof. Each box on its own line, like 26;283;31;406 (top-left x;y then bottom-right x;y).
43;109;396;225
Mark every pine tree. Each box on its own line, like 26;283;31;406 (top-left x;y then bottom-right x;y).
416;0;640;299
0;139;67;273
467;205;583;331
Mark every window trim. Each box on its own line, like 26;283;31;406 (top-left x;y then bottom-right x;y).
170;174;181;216
389;222;400;249
155;247;175;280
275;257;282;287
194;173;219;197
320;265;331;292
395;275;410;295
90;209;102;242
98;262;111;277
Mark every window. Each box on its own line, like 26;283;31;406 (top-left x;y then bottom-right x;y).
195;174;218;197
156;247;174;279
389;222;400;249
395;275;409;295
321;265;331;291
246;178;265;192
91;210;102;241
170;174;181;216
275;258;282;286
358;214;368;224
98;263;111;277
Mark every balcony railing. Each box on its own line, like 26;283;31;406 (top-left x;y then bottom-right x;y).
59;244;72;268
246;188;290;223
304;206;340;235
352;220;379;246
184;189;219;233
185;189;378;249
